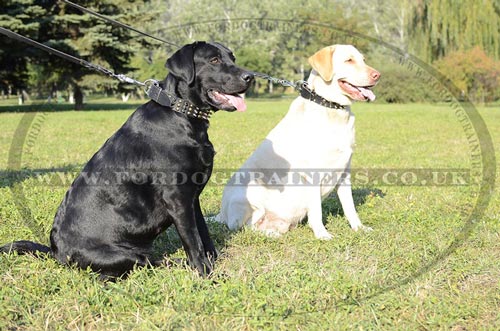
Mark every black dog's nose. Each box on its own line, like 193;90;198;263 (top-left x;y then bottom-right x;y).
241;72;254;83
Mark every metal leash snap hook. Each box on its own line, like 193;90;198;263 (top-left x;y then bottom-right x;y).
144;79;159;88
294;80;307;91
143;79;163;103
143;79;159;93
116;74;146;87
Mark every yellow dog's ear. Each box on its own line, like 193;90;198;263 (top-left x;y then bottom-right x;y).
308;45;336;82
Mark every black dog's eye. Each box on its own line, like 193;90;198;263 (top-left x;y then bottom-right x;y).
210;57;221;64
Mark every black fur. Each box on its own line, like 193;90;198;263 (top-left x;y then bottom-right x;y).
0;42;253;278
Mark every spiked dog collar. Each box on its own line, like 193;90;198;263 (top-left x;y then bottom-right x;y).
145;80;212;121
297;82;346;110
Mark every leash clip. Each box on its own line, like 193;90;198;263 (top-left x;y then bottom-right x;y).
116;74;146;87
144;79;172;107
293;80;307;92
294;81;312;101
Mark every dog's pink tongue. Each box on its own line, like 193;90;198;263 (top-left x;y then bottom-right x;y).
359;87;376;101
224;94;247;112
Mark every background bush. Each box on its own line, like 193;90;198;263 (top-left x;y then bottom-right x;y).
372;64;441;103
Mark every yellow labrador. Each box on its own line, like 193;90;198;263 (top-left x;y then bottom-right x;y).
217;45;380;239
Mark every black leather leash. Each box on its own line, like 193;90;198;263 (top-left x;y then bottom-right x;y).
0;27;211;120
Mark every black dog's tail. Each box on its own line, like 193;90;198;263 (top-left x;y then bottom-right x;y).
0;240;51;257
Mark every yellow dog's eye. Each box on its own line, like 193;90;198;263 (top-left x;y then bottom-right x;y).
210;57;221;64
345;58;354;63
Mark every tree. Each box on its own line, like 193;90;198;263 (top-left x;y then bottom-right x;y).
1;0;145;109
352;0;416;51
408;0;500;62
0;0;46;100
41;0;141;109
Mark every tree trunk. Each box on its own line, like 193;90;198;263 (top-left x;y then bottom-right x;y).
121;93;130;102
22;89;30;102
74;84;84;110
18;90;24;105
68;88;74;104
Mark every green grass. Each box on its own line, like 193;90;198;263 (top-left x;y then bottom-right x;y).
0;99;499;330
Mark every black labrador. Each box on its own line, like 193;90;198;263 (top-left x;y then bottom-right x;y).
0;41;253;278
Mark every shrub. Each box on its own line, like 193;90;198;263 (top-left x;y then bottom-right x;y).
433;47;500;103
374;64;441;103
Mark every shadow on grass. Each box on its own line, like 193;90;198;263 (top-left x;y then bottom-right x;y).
150;188;387;266
151;188;387;264
322;187;385;218
0;102;144;113
152;220;236;262
0;165;82;188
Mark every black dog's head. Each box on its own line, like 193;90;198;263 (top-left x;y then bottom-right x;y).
164;42;253;112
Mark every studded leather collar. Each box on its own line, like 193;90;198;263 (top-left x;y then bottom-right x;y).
145;80;212;121
297;82;346;110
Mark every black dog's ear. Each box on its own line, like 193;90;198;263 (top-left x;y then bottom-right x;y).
165;43;197;85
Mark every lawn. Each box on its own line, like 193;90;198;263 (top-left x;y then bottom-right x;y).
0;99;499;330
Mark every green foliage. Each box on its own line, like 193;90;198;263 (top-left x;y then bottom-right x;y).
0;0;47;91
434;46;500;103
409;0;500;62
350;0;415;50
0;0;147;108
374;64;440;103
